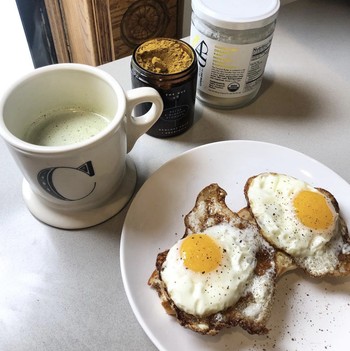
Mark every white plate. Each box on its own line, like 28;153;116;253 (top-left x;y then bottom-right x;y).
120;140;350;351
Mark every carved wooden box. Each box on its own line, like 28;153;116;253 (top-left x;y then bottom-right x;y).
110;0;181;59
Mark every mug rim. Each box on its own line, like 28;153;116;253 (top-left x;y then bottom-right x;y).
0;63;126;155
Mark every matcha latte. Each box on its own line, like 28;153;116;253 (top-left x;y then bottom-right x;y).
25;108;110;146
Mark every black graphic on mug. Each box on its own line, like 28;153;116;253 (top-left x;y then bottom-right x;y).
37;161;96;201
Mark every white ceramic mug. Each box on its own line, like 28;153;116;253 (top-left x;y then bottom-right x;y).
0;63;163;229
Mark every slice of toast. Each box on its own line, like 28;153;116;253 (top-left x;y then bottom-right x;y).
238;207;297;277
148;184;277;336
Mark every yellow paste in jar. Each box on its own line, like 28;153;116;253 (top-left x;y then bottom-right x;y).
135;38;193;74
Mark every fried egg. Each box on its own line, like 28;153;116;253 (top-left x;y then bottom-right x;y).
160;223;258;317
245;172;350;276
149;184;277;335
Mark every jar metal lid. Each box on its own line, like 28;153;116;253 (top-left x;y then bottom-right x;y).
191;0;280;30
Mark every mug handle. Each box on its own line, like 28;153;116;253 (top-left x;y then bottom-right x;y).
124;87;163;152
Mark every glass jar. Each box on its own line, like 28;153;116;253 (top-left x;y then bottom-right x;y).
190;0;280;109
131;38;198;138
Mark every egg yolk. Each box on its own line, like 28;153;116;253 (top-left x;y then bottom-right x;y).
293;190;334;230
180;234;222;273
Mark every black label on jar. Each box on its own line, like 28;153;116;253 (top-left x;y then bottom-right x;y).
131;75;197;138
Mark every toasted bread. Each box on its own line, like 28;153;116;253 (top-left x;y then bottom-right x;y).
238;207;297;277
244;173;350;277
148;184;277;336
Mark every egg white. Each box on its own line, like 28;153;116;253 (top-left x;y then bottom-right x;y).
160;223;258;317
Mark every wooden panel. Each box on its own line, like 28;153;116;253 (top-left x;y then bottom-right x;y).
60;0;99;65
45;0;114;66
44;0;71;63
91;0;115;64
109;0;181;59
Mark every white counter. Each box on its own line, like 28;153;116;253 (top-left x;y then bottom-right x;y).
1;1;349;350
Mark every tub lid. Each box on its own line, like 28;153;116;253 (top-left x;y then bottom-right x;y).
192;0;280;30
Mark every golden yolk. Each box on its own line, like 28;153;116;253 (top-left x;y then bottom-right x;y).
293;190;334;230
180;234;222;273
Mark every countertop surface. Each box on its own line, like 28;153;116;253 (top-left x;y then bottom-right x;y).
1;0;350;350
